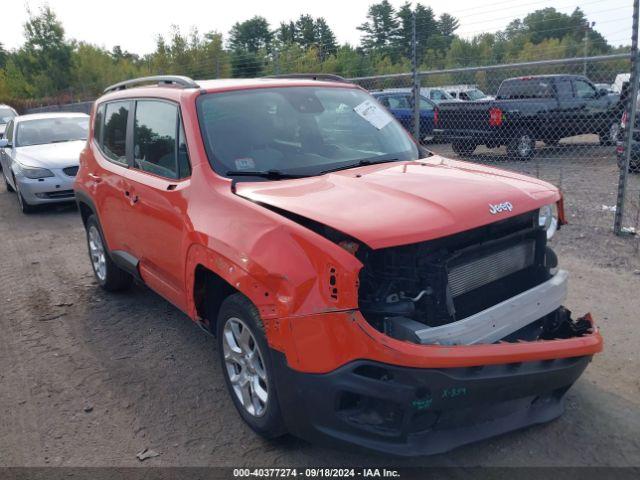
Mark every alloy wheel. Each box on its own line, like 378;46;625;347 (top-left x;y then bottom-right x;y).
222;317;269;417
518;135;533;158
88;225;107;282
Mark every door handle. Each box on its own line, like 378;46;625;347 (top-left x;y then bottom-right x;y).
88;173;102;183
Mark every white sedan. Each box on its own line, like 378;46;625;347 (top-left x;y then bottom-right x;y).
0;112;89;213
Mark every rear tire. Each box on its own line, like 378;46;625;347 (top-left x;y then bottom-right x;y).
217;293;286;439
451;141;476;157
507;133;535;160
85;215;133;291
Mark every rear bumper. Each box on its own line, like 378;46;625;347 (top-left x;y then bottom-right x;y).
433;128;498;144
272;350;592;456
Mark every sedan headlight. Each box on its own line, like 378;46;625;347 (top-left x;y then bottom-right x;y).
15;164;54;179
538;203;558;239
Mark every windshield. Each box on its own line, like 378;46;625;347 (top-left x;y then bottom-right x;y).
0;107;16;125
197;86;419;179
16;117;89;147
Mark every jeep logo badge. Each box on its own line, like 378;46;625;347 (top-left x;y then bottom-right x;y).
489;201;513;214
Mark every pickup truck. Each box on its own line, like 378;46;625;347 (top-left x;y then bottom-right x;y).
434;74;622;160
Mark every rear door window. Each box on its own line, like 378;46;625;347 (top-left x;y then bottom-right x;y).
103;101;130;163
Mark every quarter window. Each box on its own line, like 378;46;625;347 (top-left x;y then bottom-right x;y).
103;101;130;163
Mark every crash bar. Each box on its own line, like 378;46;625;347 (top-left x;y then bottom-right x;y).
104;75;200;93
415;270;569;346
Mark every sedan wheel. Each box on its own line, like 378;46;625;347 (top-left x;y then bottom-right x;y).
222;316;269;417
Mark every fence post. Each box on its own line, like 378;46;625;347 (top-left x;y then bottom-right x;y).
411;11;420;142
614;0;639;234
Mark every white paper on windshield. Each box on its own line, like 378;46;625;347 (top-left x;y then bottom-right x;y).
353;100;393;130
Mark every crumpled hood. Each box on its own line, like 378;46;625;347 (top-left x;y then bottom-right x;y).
15;140;85;169
235;156;560;249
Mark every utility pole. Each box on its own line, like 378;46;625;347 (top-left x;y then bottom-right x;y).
411;11;420;142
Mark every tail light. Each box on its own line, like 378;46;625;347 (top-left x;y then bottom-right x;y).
489;107;503;127
621;111;629;130
617;144;625;155
434;108;439;126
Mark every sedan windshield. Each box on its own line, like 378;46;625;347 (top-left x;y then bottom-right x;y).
197;86;419;179
0;107;16;125
16;117;89;147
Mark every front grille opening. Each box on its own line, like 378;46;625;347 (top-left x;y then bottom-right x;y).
357;210;557;341
336;392;404;437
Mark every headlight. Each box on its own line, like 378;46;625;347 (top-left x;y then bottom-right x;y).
15;164;54;179
538;203;558;239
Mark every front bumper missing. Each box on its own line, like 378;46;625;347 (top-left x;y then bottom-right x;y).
412;270;568;345
272;350;592;456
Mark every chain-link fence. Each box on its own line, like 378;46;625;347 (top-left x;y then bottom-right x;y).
351;53;639;240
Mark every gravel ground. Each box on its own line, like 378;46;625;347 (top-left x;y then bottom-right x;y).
0;143;639;468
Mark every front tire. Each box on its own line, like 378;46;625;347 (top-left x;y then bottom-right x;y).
507;133;535;160
217;293;286;439
85;215;133;291
15;180;35;214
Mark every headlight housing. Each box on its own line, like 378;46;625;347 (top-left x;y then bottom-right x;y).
538;203;558;239
15;163;54;179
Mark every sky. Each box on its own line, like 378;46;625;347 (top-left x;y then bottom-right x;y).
0;0;634;55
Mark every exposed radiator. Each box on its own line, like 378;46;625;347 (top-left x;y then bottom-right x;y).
448;240;535;298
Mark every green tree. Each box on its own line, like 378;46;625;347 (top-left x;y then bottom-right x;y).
358;0;400;58
228;16;273;53
17;6;73;97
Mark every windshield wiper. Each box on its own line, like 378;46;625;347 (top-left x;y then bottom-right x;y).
319;157;401;175
226;169;308;180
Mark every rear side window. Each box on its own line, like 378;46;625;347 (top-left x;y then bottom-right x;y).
497;79;554;99
133;100;190;179
103;101;130;163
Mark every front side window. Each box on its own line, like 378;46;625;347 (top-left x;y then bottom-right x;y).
418;97;434;111
133;100;180;179
103;101;130;163
574;80;597;99
15;117;88;147
197;86;419;180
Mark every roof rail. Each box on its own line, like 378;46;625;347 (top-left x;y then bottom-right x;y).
104;75;199;93
266;73;350;83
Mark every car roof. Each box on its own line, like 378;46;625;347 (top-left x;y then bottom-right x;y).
99;77;360;103
15;112;89;123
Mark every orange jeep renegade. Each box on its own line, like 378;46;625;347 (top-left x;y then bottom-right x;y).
74;74;602;456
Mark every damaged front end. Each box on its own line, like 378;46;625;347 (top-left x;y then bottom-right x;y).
357;209;591;346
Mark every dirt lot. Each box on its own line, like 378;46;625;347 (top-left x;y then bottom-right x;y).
1;143;639;468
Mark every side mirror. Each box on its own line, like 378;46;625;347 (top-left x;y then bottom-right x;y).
598;88;609;97
0;138;9;148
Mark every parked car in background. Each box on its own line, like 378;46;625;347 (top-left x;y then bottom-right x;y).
444;85;492;101
434;74;622;159
74;74;601;456
0;112;89;213
371;90;437;141
0;104;18;138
